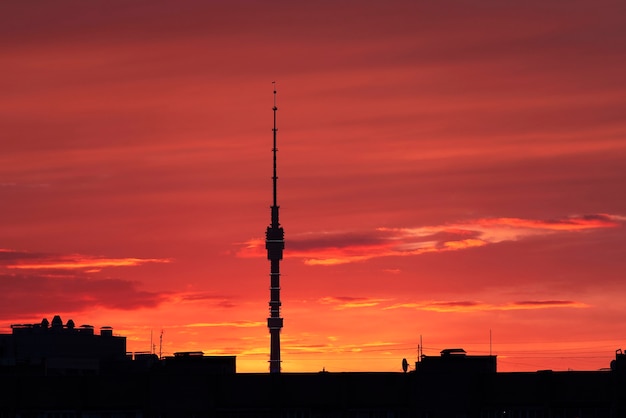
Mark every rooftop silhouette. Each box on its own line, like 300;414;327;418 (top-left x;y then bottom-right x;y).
1;314;626;416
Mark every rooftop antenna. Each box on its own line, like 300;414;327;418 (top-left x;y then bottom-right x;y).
419;334;423;361
266;81;285;373
159;330;163;360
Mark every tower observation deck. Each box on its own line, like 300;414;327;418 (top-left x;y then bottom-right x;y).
266;82;284;373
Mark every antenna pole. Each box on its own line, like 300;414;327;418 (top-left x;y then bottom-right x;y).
420;335;423;360
266;81;285;373
159;330;163;360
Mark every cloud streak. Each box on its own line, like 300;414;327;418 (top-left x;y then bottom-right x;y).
317;296;588;313
239;214;623;265
318;296;390;310
184;321;264;328
384;300;588;313
284;340;398;355
0;249;171;271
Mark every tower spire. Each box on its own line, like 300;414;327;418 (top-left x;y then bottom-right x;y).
266;81;284;373
272;81;278;212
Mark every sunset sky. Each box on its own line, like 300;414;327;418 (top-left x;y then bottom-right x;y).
2;0;625;373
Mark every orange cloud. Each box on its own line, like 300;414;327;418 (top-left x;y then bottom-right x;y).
384;300;588;312
314;297;587;313
238;214;623;266
478;215;621;231
184;321;264;328
1;249;171;271
443;238;488;250
319;296;390;310
8;257;170;270
284;340;397;355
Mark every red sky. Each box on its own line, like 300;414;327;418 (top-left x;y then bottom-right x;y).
1;0;626;373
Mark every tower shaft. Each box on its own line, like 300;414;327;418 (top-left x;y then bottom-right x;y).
266;83;284;373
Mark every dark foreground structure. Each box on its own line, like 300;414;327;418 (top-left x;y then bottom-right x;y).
1;366;625;417
1;318;626;416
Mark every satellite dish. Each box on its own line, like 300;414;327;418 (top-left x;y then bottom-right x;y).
402;358;409;373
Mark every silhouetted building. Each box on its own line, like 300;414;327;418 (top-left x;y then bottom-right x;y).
0;315;125;375
1;318;625;416
1;359;625;417
160;351;236;374
611;348;626;372
416;348;497;374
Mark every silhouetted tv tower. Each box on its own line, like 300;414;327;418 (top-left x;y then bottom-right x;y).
266;82;284;373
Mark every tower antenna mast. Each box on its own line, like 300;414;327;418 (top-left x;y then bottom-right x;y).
266;81;285;373
272;82;278;209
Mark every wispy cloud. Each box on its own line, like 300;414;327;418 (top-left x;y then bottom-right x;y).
316;297;587;313
284;340;398;355
184;321;264;328
238;214;623;265
174;293;237;308
384;300;588;312
1;249;171;271
318;296;390;310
